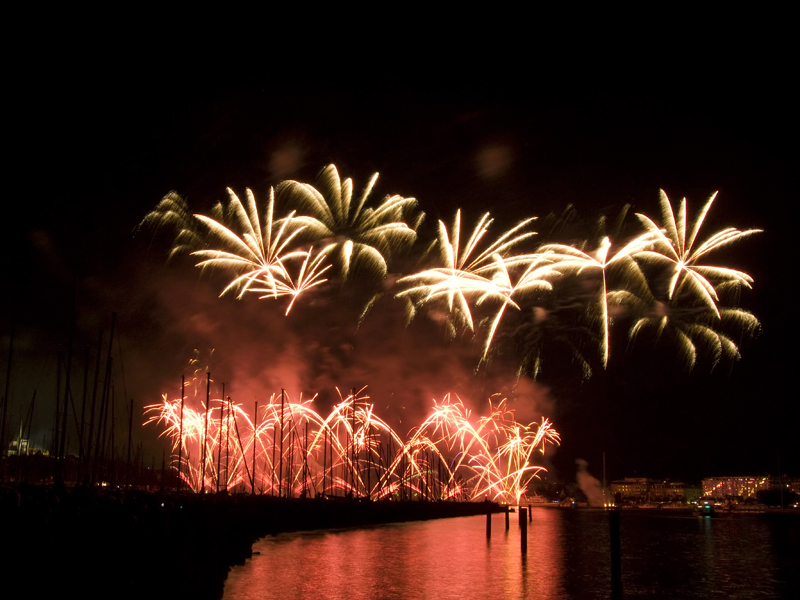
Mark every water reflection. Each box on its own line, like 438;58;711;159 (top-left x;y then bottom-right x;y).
223;509;798;599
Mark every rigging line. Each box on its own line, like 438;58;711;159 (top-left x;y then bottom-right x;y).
116;331;130;405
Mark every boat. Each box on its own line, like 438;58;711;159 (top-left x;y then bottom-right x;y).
694;501;716;517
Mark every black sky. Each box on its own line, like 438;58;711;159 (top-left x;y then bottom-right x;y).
3;52;796;485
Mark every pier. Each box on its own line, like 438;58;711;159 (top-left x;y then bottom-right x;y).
0;484;503;600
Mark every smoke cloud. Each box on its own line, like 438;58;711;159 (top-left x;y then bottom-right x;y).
121;259;558;440
575;458;605;506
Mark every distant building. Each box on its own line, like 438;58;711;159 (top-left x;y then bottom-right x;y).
782;477;800;494
611;478;688;503
7;437;48;456
611;477;650;501
8;437;30;456
683;486;703;502
702;476;800;499
702;476;769;499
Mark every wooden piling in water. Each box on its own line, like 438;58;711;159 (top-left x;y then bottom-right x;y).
505;507;509;531
520;508;527;552
486;508;491;538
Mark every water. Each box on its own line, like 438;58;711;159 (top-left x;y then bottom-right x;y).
223;509;799;599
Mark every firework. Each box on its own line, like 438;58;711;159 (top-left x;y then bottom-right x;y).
146;386;559;504
190;187;318;300
609;263;760;370
634;190;761;317
246;246;332;315
487;278;596;381
141;186;334;313
405;394;559;503
138;191;202;261
276;165;423;281
396;210;539;336
141;181;761;380
536;233;656;367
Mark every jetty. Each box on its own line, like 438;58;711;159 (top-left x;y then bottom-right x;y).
0;483;502;600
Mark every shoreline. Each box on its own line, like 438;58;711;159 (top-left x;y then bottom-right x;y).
0;484;503;600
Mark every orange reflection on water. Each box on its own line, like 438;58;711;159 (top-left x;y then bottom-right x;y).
223;508;794;599
223;509;571;600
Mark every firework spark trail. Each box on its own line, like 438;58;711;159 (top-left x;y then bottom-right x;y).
387;192;759;373
141;187;336;314
141;182;761;385
397;210;539;335
476;253;561;363
146;388;559;503
138;191;202;260
190;187;327;307
384;392;556;503
536;232;656;368
394;211;656;369
276;165;423;281
446;397;558;504
248;246;332;315
634;190;762;317
608;262;761;370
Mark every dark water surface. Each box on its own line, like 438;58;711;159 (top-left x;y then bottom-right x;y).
223;509;799;599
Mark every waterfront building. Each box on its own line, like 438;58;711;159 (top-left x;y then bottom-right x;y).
702;476;769;499
610;478;689;503
611;477;650;501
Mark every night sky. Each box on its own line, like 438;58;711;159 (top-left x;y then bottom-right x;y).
3;55;795;486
